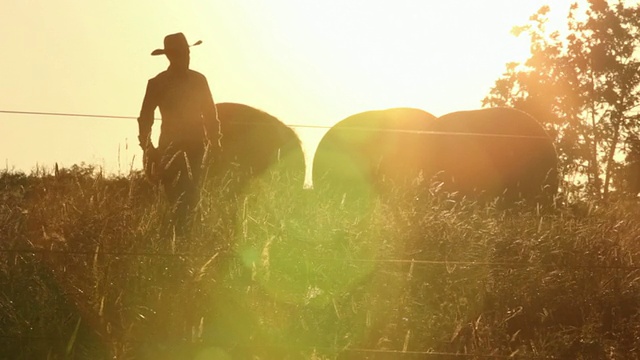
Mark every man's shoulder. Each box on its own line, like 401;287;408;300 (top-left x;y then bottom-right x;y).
187;69;208;81
148;70;170;83
147;69;208;85
149;70;169;87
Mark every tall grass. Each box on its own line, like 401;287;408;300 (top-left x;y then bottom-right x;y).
1;164;640;359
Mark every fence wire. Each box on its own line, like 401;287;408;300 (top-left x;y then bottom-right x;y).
0;334;558;359
1;247;639;271
0;109;552;139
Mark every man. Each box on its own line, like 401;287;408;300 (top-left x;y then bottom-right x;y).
137;32;221;230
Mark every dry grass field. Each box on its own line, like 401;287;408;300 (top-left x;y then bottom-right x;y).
1;165;640;359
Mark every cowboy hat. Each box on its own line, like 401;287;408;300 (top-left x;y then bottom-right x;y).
151;32;202;56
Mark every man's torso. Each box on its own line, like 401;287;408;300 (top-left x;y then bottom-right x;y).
150;69;209;148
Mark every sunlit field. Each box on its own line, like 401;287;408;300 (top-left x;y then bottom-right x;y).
2;164;640;359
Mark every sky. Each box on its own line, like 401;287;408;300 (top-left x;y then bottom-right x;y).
0;0;579;178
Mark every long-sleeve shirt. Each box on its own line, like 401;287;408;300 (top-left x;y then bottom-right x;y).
137;66;222;150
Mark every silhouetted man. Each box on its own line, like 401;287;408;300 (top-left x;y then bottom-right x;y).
137;32;221;232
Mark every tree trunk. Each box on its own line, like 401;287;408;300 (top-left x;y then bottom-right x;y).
588;107;602;199
603;122;621;200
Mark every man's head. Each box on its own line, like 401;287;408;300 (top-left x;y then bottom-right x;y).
151;33;201;70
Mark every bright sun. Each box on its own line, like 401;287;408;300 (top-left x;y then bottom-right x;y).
208;0;555;127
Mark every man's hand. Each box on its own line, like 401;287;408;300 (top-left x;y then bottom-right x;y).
138;134;152;150
203;139;221;166
142;144;160;183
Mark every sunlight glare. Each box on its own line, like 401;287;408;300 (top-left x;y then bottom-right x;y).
208;0;545;125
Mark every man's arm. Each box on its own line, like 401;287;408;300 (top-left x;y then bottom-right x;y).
137;79;157;149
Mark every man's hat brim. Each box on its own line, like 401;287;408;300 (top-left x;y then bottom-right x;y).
151;40;203;56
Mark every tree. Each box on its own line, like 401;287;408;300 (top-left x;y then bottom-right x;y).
618;136;640;196
483;0;640;200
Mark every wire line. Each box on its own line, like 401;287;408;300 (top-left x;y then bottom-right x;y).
0;109;138;120
0;108;552;138
0;335;551;359
2;248;639;271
